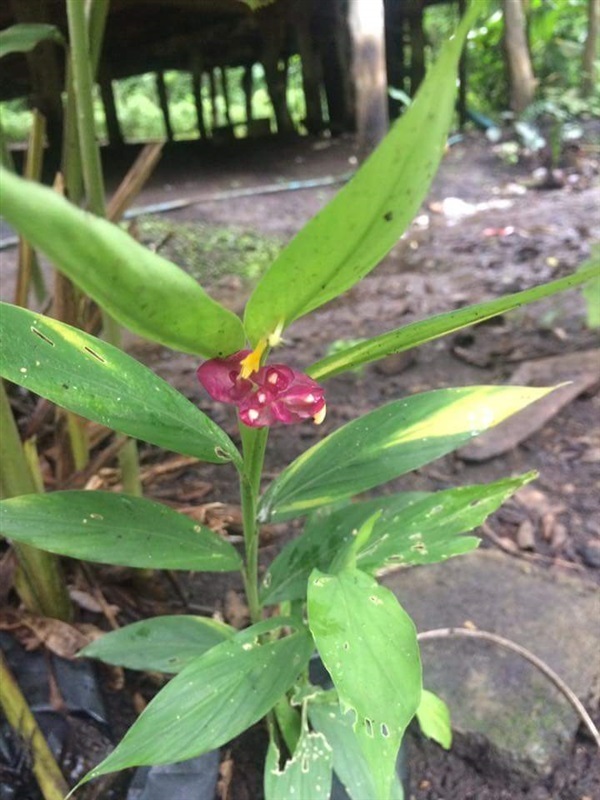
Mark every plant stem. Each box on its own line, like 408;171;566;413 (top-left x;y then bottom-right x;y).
0;381;71;620
66;0;105;217
66;0;143;496
239;424;269;623
15;109;46;308
0;651;70;800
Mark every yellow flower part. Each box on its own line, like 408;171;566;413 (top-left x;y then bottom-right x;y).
239;338;268;379
313;404;327;425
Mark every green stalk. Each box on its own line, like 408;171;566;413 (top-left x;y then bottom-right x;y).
66;0;142;495
239;424;269;623
66;0;105;216
0;381;71;620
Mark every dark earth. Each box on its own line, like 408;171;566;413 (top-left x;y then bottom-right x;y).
1;129;599;799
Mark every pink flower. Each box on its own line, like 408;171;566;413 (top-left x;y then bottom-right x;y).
197;350;326;428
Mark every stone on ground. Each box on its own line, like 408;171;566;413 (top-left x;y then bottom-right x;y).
383;550;600;779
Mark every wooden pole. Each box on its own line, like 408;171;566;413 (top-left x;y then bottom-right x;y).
191;55;207;139
348;0;389;151
99;69;124;146
408;2;426;95
209;68;219;130
220;66;233;127
156;71;174;140
243;65;254;125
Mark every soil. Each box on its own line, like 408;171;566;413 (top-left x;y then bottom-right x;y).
1;129;599;799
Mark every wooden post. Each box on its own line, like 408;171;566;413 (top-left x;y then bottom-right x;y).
191;54;207;139
155;71;174;141
209;68;219;130
10;0;64;153
99;69;123;146
348;0;389;151
385;0;405;119
243;65;254;124
318;0;354;134
408;1;426;96
220;66;233;127
294;0;324;134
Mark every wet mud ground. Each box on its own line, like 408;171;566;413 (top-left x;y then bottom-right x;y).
1;131;599;798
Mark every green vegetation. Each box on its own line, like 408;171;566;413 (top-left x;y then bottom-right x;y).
426;0;598;117
135;216;282;285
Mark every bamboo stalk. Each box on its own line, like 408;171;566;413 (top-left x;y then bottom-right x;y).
0;381;71;621
14;109;47;308
0;651;70;800
106;141;164;222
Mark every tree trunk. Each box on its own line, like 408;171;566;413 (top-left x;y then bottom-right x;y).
502;0;536;114
582;0;599;97
348;0;388;151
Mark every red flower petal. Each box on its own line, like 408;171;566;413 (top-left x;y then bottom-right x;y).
196;350;250;403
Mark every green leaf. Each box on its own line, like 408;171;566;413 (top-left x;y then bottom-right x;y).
309;699;405;800
0;24;64;59
265;727;333;800
580;248;600;329
356;473;534;572
0;168;245;357
416;690;452;750
0;491;242;572
0;304;240;465
258;386;553;522
243;5;478;345
261;474;534;605
261;495;420;605
80;618;313;783
308;265;600;380
79;616;234;673
307;569;421;800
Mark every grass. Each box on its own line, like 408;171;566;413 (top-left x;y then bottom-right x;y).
135;216;283;285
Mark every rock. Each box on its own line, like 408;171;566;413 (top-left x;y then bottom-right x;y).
383;550;600;780
578;541;600;569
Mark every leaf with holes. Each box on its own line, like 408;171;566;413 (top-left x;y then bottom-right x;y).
307;569;421;800
416;690;452;750
264;727;333;800
243;5;477;345
258;386;553;522
0;303;240;465
78;618;313;785
309;699;405;800
261;473;534;605
0;169;245;357
79;616;234;673
0;492;242;572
